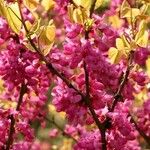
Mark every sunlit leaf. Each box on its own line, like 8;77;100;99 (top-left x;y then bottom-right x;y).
0;1;22;34
140;4;149;15
60;139;73;150
68;4;74;22
73;8;85;24
116;38;125;49
0;0;5;16
116;37;130;54
29;19;41;35
95;0;103;9
41;0;55;11
108;47;122;64
24;0;39;10
73;0;103;10
73;0;92;9
0;80;4;94
108;38;130;64
85;18;94;31
146;57;150;77
68;4;88;24
38;21;56;56
135;20;148;47
108;15;123;29
133;88;148;106
120;0;140;19
0;99;17;109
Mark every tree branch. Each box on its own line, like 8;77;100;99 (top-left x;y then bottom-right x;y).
83;1;107;150
130;114;150;147
106;49;150;147
83;61;107;150
110;51;134;112
17;0;84;99
5;83;27;150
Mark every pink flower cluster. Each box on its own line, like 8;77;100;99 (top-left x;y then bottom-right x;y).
0;17;51;148
0;0;150;149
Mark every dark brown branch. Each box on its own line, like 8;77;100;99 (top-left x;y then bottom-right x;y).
110;51;134;112
83;61;107;150
130;114;150;147
107;49;150;147
5;83;27;150
89;0;96;17
17;0;84;100
83;1;107;149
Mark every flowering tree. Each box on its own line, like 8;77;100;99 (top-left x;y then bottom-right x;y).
0;0;150;149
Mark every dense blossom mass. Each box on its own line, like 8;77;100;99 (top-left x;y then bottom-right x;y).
0;0;150;149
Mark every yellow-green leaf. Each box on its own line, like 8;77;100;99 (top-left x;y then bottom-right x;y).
120;0;140;19
38;21;56;56
0;0;5;16
116;38;125;49
140;4;149;15
0;1;22;34
73;0;103;10
121;35;130;48
73;8;85;24
135;20;148;47
68;4;74;22
108;47;123;64
0;99;17;109
146;57;150;77
24;0;39;10
95;0;103;9
116;37;131;54
108;15;123;29
41;0;55;11
68;4;88;24
29;19;41;35
133;88;147;106
73;0;92;9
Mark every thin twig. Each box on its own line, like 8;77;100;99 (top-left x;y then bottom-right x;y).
16;0;84;99
107;48;150;147
110;51;134;112
83;1;107;149
83;61;107;150
5;83;27;150
130;114;150;147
